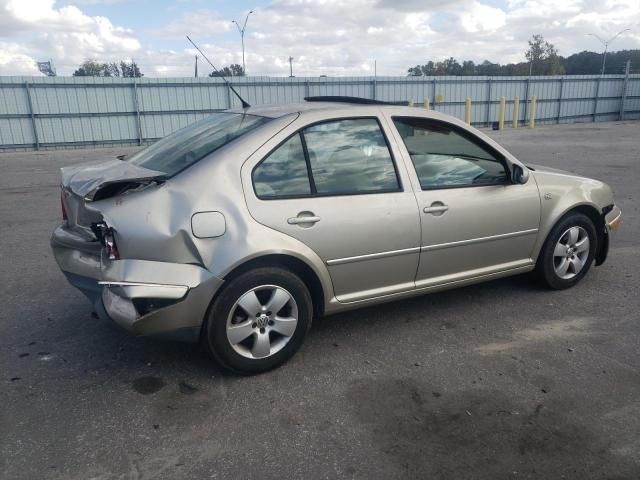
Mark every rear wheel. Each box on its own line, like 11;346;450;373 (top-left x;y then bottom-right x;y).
536;212;597;290
203;267;312;374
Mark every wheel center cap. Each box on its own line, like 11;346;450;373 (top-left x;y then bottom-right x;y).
256;314;269;328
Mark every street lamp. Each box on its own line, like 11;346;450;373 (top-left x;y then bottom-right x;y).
232;10;253;75
587;29;630;75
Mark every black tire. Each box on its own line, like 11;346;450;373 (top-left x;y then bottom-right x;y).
535;212;598;290
203;267;312;374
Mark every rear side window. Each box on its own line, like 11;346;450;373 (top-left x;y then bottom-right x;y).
392;117;507;189
304;119;399;195
252;117;400;199
128;113;270;177
253;134;311;198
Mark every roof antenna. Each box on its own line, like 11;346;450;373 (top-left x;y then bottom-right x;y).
186;35;251;109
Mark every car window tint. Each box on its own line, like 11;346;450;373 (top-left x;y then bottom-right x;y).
303;119;400;195
128;113;270;178
393;117;506;189
253;133;311;198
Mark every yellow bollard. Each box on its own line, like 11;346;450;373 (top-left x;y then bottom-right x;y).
513;96;520;128
498;96;505;130
529;96;537;128
423;98;430;110
465;97;471;125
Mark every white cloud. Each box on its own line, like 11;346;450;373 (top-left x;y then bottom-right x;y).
460;2;507;33
0;0;639;77
0;0;140;74
0;42;40;75
155;10;232;39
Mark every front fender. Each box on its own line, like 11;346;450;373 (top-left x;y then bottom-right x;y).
530;169;615;263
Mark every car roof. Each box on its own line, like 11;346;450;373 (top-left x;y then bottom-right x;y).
229;97;522;167
230;99;447;120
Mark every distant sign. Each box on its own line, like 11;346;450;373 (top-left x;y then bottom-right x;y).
37;61;56;76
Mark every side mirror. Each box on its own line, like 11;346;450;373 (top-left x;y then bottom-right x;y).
511;164;530;185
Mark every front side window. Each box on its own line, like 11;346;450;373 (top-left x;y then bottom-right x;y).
128;113;270;177
392;117;507;189
303;119;400;195
253;134;311;198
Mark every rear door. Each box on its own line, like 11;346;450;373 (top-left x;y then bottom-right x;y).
386;115;541;287
242;113;421;303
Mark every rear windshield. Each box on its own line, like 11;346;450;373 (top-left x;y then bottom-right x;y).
128;113;270;177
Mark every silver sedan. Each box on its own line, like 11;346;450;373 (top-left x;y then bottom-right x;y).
51;98;622;374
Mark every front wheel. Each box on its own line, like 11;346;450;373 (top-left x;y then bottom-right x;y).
535;212;597;290
203;267;313;374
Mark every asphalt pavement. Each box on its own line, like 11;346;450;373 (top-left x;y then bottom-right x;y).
1;120;639;479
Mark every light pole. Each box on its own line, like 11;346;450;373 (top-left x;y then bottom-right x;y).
288;56;294;77
232;10;253;75
587;29;630;75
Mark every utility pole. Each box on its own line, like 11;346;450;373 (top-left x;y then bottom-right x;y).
232;10;253;75
289;56;294;77
587;29;630;75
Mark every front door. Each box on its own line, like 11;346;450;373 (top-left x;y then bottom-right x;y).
388;115;541;287
244;116;421;302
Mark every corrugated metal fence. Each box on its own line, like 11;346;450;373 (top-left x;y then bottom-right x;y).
1;74;639;151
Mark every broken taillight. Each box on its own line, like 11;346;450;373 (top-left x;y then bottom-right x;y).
103;229;120;260
61;193;68;221
92;222;120;260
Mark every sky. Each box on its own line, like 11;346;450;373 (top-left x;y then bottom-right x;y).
1;0;639;77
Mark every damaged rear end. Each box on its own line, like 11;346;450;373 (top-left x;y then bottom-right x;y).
51;112;276;341
52;159;222;342
52;158;165;299
51;159;216;341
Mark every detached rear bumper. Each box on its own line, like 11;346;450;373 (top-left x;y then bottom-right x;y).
51;224;224;341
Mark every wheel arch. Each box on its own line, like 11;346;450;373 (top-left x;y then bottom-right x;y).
570;204;608;265
536;203;606;266
216;254;326;320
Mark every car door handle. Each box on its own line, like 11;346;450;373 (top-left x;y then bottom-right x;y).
287;214;321;225
423;203;449;215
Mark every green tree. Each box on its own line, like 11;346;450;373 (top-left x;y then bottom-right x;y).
525;34;546;75
525;34;564;75
461;60;476;76
209;64;245;77
408;65;423;76
407;61;436;76
119;61;143;77
440;57;462;75
107;62;120;77
73;60;110;77
476;60;501;76
406;48;638;77
73;59;143;77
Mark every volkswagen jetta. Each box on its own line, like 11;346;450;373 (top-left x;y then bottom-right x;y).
51;97;622;374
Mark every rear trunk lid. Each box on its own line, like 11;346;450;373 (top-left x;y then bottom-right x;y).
60;159;164;232
61;159;164;200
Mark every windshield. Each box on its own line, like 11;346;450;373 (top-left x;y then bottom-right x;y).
128;113;270;177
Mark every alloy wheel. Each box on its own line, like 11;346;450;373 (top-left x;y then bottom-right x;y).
226;285;299;359
553;226;590;280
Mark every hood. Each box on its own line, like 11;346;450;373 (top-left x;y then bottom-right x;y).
528;164;586;179
61;159;165;200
